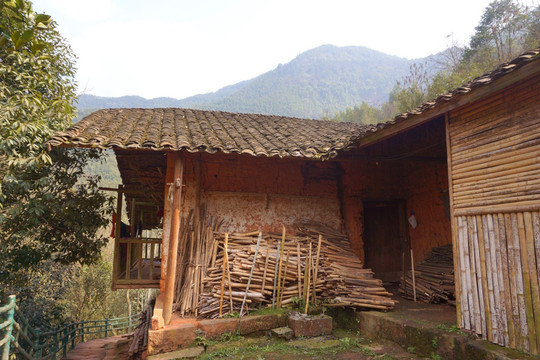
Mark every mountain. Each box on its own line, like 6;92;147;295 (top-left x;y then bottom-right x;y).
77;45;441;120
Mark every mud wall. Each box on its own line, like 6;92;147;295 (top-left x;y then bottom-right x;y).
180;153;343;234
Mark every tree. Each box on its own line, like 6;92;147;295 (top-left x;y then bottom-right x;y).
465;0;531;67
391;62;430;114
0;0;111;277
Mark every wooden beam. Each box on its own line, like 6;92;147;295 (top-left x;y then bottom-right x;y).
163;153;184;325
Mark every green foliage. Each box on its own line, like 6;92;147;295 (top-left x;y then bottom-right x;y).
326;0;539;124
0;0;114;328
465;0;534;67
324;101;388;124
431;336;438;349
1;148;113;270
0;0;112;268
0;0;76;170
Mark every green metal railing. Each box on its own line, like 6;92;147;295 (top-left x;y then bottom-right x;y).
0;295;139;360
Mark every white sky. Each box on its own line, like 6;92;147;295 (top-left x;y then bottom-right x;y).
32;0;537;100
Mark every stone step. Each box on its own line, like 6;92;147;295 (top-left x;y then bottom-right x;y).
63;334;131;360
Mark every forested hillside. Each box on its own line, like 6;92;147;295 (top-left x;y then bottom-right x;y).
77;45;438;119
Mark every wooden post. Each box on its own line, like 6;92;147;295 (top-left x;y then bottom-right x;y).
445;112;462;328
411;249;416;302
111;184;123;291
163;153;184;325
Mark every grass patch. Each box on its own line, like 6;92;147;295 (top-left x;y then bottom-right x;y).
435;323;466;336
199;334;370;359
248;307;289;316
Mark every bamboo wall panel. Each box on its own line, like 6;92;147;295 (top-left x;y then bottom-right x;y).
448;75;540;354
448;74;540;213
456;212;540;353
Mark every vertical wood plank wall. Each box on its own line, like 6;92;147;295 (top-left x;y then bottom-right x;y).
447;74;540;353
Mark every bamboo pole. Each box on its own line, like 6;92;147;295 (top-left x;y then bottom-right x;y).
497;213;514;347
272;242;281;309
471;216;487;336
304;243;312;314
452;122;540;163
505;213;521;349
297;242;302;299
240;232;262;317
279;250;290;308
276;226;286;309
530;212;540;353
481;215;498;343
478;215;493;340
219;233;229;317
225;239;234;314
312;235;322;306
261;244;270;296
163;154;184;325
410;249;416;302
458;216;472;330
518;212;536;353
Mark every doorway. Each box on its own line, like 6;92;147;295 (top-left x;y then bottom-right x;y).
363;201;409;282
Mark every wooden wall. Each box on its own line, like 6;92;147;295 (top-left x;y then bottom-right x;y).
448;73;540;353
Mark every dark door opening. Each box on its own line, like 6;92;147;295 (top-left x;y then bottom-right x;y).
363;201;409;282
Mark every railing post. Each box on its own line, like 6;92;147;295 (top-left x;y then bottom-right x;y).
81;321;85;343
70;323;75;350
62;327;67;357
53;328;57;357
1;295;16;360
105;318;109;338
35;329;41;358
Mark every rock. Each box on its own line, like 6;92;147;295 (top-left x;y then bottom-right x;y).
288;312;332;338
147;322;197;355
147;346;204;359
239;314;288;335
196;318;239;339
271;327;294;340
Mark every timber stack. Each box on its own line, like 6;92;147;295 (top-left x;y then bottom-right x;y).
194;222;396;319
399;244;455;304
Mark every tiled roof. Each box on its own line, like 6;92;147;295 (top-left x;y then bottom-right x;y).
48;49;539;158
366;48;540;135
48;109;374;159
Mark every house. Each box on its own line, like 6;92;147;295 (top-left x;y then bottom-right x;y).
48;48;540;353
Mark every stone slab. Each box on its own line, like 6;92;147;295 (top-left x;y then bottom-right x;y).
147;346;204;359
196;318;240;339
147;322;197;355
239;313;288;335
271;326;294;340
287;312;332;338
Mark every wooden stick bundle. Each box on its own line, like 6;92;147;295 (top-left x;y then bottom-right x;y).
195;222;396;319
400;244;455;304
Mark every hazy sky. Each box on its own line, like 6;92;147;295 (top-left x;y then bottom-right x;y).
31;0;536;100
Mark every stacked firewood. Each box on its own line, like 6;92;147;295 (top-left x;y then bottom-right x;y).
399;244;455;304
196;223;396;319
173;206;225;316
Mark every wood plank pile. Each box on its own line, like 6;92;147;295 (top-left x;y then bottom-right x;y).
195;222;396;319
399;244;455;305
